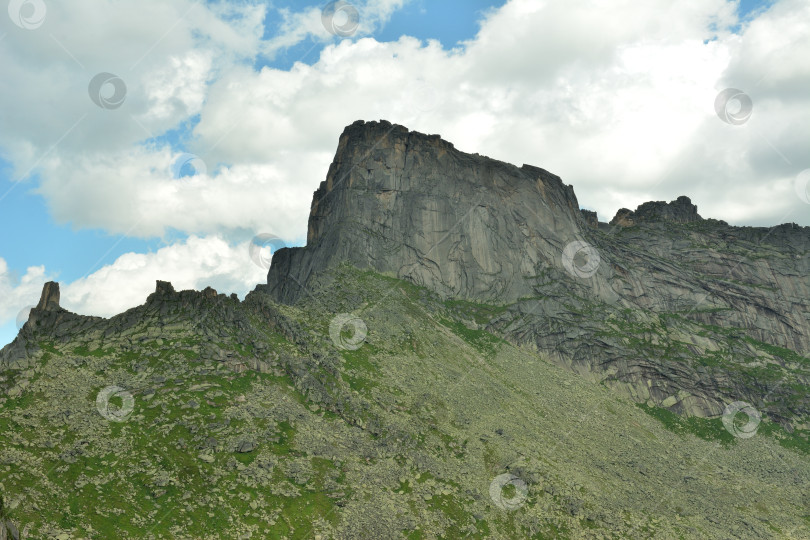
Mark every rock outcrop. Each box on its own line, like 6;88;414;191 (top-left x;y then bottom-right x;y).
266;120;810;419
267;119;591;304
580;209;599;228
609;195;702;226
35;281;61;311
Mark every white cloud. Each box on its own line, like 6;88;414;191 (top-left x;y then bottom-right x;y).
187;0;808;228
34;144;319;241
0;258;52;326
59;235;268;318
261;0;410;57
185;0;809;230
141;50;213;122
1;0;808;252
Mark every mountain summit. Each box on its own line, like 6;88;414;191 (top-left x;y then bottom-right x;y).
267;119;586;304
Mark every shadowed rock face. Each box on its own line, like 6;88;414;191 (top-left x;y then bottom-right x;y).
267;120;810;419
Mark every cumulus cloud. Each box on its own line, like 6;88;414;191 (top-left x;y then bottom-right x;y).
35;145;319;241
0;1;264;164
6;0;805;239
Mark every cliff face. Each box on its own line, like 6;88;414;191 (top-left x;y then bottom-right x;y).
267;119;590;304
268;120;810;420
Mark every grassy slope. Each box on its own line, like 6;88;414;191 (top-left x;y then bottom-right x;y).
0;265;808;539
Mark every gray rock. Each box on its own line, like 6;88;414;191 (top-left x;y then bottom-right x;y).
236;440;257;453
610;196;702;226
36;281;61;311
268;120;585;305
154;280;175;295
581;209;599;228
1;520;20;540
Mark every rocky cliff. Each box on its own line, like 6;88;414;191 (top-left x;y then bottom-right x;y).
267;119;590;304
268;120;810;421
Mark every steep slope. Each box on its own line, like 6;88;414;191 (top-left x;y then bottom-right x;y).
267;120;810;423
1;269;809;539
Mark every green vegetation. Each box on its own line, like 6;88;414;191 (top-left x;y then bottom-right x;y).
638;402;810;457
443;298;510;325
438;317;505;356
636;403;736;446
340;345;380;395
72;345;109;357
1;264;808;538
756;421;810;456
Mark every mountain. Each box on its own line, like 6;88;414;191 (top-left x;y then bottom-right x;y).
268;120;810;421
1;121;809;539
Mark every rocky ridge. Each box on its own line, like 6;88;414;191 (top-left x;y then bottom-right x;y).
267;120;810;421
267;119;587;305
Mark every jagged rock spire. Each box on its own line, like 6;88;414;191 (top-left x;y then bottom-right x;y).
35;281;60;311
155;280;176;295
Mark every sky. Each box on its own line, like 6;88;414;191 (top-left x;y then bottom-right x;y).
0;0;808;348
